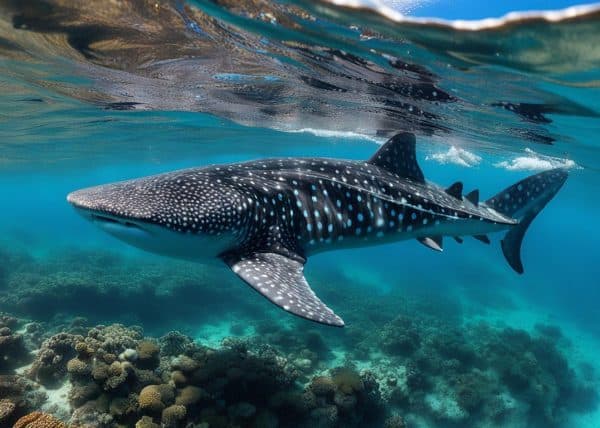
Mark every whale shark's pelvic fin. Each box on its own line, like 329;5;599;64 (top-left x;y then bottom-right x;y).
418;236;443;252
445;182;463;199
368;132;425;183
473;234;491;244
223;252;345;327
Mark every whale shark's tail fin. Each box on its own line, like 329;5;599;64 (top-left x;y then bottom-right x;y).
485;168;568;274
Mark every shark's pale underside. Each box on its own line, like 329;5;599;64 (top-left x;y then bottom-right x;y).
67;133;568;326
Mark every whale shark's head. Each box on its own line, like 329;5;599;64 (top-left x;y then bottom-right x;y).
67;170;247;260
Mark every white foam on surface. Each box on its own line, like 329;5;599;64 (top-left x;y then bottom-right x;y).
425;145;482;167
323;0;600;30
287;127;382;143
494;148;579;171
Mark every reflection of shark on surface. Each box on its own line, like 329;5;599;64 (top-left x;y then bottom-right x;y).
67;133;567;326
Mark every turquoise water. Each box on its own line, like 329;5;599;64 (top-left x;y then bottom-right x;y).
1;1;600;427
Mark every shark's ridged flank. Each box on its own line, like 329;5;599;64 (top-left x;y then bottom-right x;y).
67;133;568;326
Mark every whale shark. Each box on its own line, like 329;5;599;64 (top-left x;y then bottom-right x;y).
67;133;568;326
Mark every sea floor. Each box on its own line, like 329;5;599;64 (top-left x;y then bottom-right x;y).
0;245;598;427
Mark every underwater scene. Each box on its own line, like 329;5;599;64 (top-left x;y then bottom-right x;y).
1;0;600;427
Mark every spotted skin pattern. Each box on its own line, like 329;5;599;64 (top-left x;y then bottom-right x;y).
68;133;568;326
223;252;344;326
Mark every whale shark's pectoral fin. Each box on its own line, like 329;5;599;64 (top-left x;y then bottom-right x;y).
368;132;425;183
222;252;345;327
418;236;443;252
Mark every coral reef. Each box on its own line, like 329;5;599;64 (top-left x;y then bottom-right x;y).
14;411;66;428
0;248;266;330
30;333;83;387
0;375;47;426
366;315;600;427
0;314;31;372
0;319;388;427
0;247;598;427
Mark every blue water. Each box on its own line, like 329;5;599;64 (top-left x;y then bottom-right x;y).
1;1;599;427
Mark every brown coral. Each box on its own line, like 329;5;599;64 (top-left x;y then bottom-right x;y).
175;385;208;406
137;341;160;369
161;404;186;426
0;398;16;422
109;394;139;419
66;358;90;377
74;342;92;359
14;411;66;428
170;355;199;373
170;370;187;387
310;376;336;396
104;361;130;390
332;368;364;395
135;415;160;428
139;385;166;413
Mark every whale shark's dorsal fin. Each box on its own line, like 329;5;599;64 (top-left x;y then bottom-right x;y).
445;182;463;199
222;252;345;327
418;236;443;252
465;189;479;206
368;132;425;183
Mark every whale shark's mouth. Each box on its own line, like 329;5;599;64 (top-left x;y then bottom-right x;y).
70;203;152;236
79;210;155;244
90;213;146;231
67;189;162;245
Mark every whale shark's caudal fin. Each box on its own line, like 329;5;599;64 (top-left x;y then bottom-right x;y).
485;168;568;274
